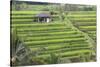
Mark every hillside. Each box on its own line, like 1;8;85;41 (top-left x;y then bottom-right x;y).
11;11;96;65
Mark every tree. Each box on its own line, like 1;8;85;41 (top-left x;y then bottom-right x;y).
58;4;66;21
10;29;33;66
20;3;28;11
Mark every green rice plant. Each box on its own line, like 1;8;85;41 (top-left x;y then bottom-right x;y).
11;15;34;19
17;31;78;37
16;26;68;32
68;11;96;15
73;22;96;26
71;18;96;22
67;14;96;18
29;41;88;49
12;23;65;27
24;34;84;41
30;44;88;51
79;26;96;31
12;19;33;22
60;55;80;63
17;29;72;35
12;24;66;29
11;11;43;15
24;38;85;45
39;47;91;55
46;53;60;64
35;50;92;59
17;30;79;36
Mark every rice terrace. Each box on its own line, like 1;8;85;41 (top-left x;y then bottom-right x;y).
10;1;96;66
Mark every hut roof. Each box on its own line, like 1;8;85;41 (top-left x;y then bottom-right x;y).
36;13;51;18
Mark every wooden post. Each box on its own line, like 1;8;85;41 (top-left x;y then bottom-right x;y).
47;18;50;23
38;18;39;22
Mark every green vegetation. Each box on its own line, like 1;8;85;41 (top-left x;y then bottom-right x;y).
67;11;96;42
11;1;96;66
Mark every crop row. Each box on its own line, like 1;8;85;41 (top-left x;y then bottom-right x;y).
39;47;91;55
30;43;89;52
41;44;89;51
11;11;43;15
68;17;96;21
11;23;66;28
68;14;96;16
12;25;66;30
12;28;71;34
68;11;96;14
16;26;68;32
34;50;92;59
24;38;85;45
29;41;88;49
73;22;96;26
87;31;96;35
11;15;59;18
11;20;60;24
31;43;89;52
70;18;96;22
11;19;33;22
17;31;80;37
24;34;84;41
79;26;96;30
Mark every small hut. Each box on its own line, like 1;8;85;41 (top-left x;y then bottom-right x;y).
35;13;52;23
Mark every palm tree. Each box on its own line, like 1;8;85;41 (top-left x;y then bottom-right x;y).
10;29;33;66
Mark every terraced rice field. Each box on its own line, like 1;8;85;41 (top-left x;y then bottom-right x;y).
67;11;96;42
11;11;96;63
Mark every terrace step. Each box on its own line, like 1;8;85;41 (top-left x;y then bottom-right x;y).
24;38;86;45
34;50;92;59
24;35;84;41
